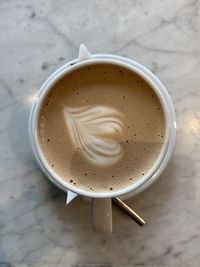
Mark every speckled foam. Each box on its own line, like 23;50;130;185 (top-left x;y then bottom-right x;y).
38;63;165;193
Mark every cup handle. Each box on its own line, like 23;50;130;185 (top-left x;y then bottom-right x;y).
91;198;112;233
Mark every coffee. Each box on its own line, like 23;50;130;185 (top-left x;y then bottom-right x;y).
38;63;165;193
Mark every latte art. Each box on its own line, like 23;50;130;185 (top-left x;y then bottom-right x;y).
63;105;124;166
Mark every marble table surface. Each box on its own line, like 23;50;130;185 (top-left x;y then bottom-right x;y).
1;0;200;266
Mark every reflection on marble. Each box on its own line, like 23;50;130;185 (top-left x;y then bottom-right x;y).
0;0;200;266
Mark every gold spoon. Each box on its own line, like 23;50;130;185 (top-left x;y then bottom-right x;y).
113;197;146;226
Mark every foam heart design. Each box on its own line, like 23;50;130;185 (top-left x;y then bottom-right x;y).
63;105;125;167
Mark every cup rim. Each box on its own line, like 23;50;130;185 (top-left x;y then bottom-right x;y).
29;57;176;198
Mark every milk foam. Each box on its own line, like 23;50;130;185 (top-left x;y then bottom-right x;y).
63;105;124;166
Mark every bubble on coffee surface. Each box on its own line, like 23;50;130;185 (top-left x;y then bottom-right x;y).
63;105;125;167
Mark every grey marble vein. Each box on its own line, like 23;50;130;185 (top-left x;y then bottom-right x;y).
0;0;200;266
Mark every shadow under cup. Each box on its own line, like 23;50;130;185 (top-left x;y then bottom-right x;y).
30;59;171;199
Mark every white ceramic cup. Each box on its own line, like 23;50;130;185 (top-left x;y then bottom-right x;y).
29;44;176;233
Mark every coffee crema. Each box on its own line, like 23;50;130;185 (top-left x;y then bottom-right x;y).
38;63;166;193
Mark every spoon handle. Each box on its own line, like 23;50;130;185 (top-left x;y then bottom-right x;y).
113;197;146;226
